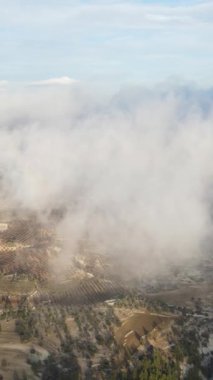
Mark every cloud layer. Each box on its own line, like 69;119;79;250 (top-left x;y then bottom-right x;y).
1;83;213;275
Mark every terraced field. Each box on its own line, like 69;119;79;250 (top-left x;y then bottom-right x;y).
0;218;52;281
37;277;125;305
115;311;175;350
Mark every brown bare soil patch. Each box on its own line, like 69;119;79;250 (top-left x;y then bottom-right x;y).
115;311;174;351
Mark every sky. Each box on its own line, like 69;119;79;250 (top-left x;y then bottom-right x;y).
0;0;213;87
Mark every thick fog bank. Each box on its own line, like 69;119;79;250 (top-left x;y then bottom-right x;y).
0;83;213;275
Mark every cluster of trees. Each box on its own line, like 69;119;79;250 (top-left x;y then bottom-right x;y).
98;348;180;380
3;292;210;380
172;317;204;380
42;351;80;380
15;306;38;341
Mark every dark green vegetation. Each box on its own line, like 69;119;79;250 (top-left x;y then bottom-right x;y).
113;350;179;380
1;292;212;380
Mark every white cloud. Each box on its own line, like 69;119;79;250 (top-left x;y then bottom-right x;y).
29;76;78;86
0;83;213;276
1;1;213;28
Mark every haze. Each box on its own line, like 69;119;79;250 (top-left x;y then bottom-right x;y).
0;83;213;275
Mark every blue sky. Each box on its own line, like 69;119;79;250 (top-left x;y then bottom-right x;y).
0;0;212;87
